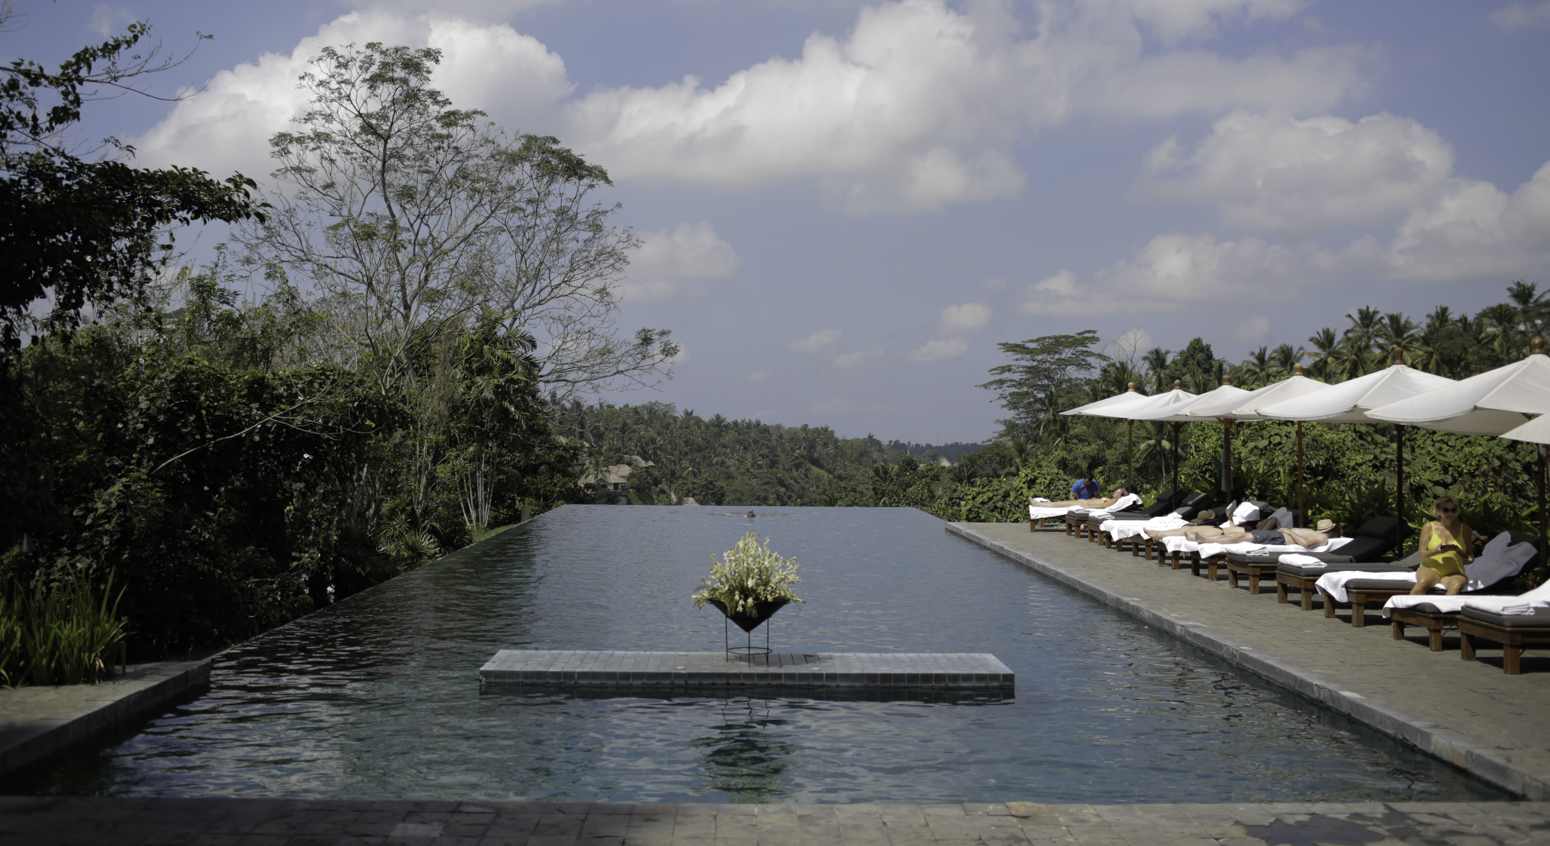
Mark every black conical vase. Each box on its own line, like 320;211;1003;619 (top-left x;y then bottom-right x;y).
706;598;789;632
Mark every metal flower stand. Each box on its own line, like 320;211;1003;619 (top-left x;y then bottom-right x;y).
707;598;790;660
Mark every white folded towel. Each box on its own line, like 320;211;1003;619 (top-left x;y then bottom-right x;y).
1280;554;1323;568
1499;603;1535;615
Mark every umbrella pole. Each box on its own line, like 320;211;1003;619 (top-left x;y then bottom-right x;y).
1296;421;1305;529
1127;419;1134;492
1222;419;1234;496
1171;422;1180;497
1396;424;1405;548
1540;445;1547;558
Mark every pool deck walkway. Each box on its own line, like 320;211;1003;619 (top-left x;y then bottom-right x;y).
947;521;1550;800
3;520;1550;843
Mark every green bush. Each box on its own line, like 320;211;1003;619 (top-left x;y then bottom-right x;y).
0;572;126;687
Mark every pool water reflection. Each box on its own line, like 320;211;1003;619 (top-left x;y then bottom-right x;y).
13;506;1511;803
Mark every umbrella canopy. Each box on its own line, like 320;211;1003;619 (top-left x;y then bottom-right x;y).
1256;355;1455;534
1365;340;1550;436
1060;383;1146;417
1501;414;1550;444
1194;367;1330;526
1063;383;1196;498
1256;362;1455;424
1132;378;1253;494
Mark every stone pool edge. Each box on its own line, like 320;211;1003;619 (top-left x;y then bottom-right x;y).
0;659;212;779
945;522;1544;801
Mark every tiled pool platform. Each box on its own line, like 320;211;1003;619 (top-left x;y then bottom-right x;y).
479;649;1014;689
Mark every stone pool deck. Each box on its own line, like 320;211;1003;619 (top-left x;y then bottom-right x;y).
5;796;1550;845
4;520;1550;843
947;522;1550;801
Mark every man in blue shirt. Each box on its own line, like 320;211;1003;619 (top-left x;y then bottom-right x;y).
1070;472;1099;500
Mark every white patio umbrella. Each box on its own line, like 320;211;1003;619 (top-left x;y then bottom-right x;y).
1257;350;1456;535
1072;382;1199;496
1132;377;1252;495
1061;382;1146;490
1203;365;1331;526
1367;339;1550;550
1501;413;1550;445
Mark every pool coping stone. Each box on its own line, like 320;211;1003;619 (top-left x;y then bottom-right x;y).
0;658;211;779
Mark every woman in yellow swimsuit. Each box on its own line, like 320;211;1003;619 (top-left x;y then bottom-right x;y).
1411;495;1473;595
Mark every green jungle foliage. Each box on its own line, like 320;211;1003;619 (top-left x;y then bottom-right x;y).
0;265;586;665
553;401;897;506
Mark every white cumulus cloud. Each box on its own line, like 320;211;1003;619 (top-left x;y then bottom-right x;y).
833;345;891;370
1234;317;1270;344
1321;160;1550;283
1135;111;1456;235
1491;2;1550;30
129;12;572;180
618;222;741;302
938;302;992;334
565;0;1370;212
908;338;970;362
787;329;843;354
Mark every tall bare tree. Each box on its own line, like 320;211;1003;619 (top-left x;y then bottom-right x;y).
243;42;676;400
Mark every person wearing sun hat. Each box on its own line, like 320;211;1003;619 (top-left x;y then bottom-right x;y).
1411;495;1473;595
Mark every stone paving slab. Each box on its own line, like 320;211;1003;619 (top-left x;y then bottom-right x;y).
3;797;1549;845
948;522;1550;801
0;659;211;778
479;650;1014;689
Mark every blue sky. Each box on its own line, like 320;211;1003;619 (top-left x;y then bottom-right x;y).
16;0;1550;443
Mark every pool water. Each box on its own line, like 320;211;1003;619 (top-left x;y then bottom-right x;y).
12;506;1510;803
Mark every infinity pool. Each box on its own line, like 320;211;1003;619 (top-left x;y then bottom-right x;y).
12;506;1509;803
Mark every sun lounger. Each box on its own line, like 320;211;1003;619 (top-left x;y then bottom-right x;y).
1276;557;1415;610
1226;516;1404;597
1383;532;1543;650
1458;606;1550;674
1151;501;1278;572
1085;489;1178;548
1318;531;1537;626
1124;492;1219;560
1062;492;1143;539
1189;523;1338;581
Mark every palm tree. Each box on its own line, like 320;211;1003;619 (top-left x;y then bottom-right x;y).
1270;343;1304;378
1479;302;1523;364
1239;346;1272;388
1142;347;1171;394
1342;306;1384;375
1375;311;1419;366
1507;280;1548;339
1306;328;1340;380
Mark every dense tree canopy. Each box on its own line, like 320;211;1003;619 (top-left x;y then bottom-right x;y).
0;20;263;357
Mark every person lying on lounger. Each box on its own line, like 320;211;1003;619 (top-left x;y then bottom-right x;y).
1030;487;1130;509
1146;524;1330;546
1411;495;1473;595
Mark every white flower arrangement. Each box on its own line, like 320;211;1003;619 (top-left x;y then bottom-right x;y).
692;531;804;617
